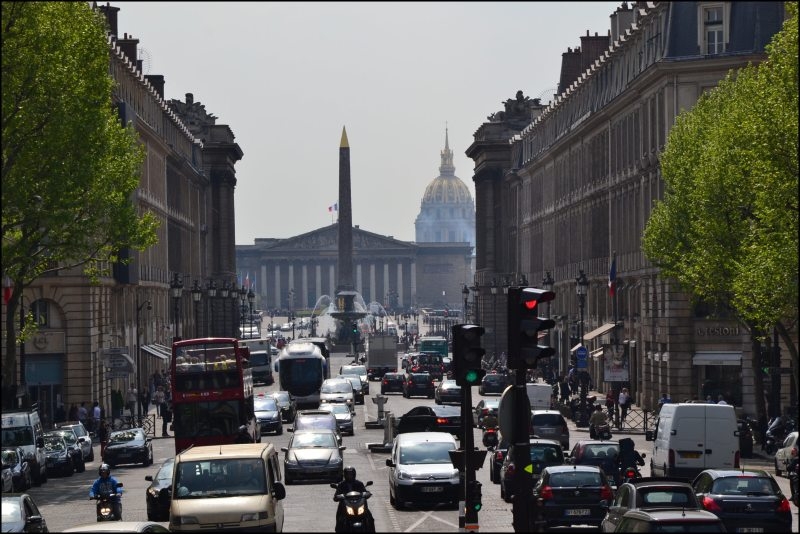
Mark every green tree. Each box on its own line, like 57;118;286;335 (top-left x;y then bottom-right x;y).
643;3;798;418
2;2;159;405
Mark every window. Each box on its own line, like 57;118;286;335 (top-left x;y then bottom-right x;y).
699;4;727;55
30;299;49;327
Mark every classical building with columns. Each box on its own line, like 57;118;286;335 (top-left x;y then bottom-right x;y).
467;1;795;416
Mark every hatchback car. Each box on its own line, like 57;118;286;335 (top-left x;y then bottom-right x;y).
395;405;461;436
402;372;435;399
103;428;153;467
43;436;73;477
479;373;509;395
1;448;32;492
600;478;701;532
774;430;797;477
336;375;366;405
319;379;355;412
692;468;792;533
500;439;565;503
612;509;726;532
532;465;614;530
568;440;620;484
271;391;297;423
54;421;93;462
386;431;459;509
530;410;570;449
254;394;283;435
317;403;355;436
381;372;405;394
1;493;48;533
144;457;174;521
434;380;462;405
290;410;342;446
44;429;85;473
281;429;346;485
339;365;369;396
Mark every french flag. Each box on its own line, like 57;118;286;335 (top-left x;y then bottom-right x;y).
608;253;617;297
328;203;338;213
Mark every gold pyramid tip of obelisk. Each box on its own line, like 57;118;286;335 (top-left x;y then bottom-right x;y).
340;126;349;148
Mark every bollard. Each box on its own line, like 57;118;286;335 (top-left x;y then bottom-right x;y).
372;394;388;421
384;412;395;444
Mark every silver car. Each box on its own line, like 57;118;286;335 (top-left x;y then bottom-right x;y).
54;421;94;462
319;379;355;413
386;432;460;509
530;410;570;450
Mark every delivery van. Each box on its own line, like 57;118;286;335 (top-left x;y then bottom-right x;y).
526;382;553;411
1;410;48;485
645;403;739;480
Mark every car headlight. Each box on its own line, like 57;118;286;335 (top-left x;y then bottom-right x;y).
172;516;199;525
397;470;411;480
148;487;160;498
332;456;343;464
241;512;268;521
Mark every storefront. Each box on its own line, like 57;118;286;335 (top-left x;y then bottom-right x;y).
693;351;743;406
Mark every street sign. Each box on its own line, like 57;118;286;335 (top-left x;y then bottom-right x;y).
107;370;130;379
576;346;588;369
498;385;530;443
108;355;133;370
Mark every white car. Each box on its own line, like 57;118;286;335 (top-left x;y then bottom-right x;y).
774;430;797;477
386;431;460;509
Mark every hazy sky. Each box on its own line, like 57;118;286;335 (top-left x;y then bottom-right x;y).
111;2;619;245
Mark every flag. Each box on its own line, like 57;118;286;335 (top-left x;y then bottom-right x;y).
3;275;12;305
244;272;250;290
328;203;338;213
608;253;617;297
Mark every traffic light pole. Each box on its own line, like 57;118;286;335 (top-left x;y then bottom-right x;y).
461;382;479;530
511;365;533;532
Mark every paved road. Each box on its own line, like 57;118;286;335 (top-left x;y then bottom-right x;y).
24;346;799;531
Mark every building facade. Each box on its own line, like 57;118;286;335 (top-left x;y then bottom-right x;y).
467;1;795;416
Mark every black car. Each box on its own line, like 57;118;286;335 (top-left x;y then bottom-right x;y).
43;436;73;477
2;447;32;492
489;436;510;484
145;458;174;521
381;372;405;394
612;509;726;532
402;372;435;399
479;373;509;395
44;430;85;473
103;428;153;467
500;439;565;503
1;493;48;533
394;405;461;436
532;465;614;530
271;391;297;423
692;469;792;533
600;478;701;532
568;440;620;484
254;394;283;435
434;379;462;405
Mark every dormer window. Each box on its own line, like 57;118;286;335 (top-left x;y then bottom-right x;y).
698;3;729;55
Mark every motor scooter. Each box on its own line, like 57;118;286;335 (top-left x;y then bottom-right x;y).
590;423;612;440
765;416;795;455
482;427;499;449
91;482;123;522
331;480;375;533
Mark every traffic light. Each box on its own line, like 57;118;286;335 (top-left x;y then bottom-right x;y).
452;324;486;387
466;480;482;512
507;287;556;369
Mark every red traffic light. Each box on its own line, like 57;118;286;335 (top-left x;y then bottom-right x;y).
524;300;537;311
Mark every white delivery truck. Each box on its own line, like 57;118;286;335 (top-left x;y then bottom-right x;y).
645;402;739;480
526;382;553;411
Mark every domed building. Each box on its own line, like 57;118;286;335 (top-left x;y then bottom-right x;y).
415;129;475;248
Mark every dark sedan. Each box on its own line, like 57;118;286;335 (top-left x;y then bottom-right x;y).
144;458;174;522
402;372;435;399
568;440;620;484
532;465;614;530
395;405;461;436
103;428;153;468
692;468;792;533
489;436;510;484
43;436;73;477
281;430;346;485
479;373;509;395
435;379;462;405
1;493;48;533
336;375;366;405
1;448;32;492
600;478;701;532
44;430;85;473
271;391;297;423
381;372;405;394
501;439;565;503
254;395;284;435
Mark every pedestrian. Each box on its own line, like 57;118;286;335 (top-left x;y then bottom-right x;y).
139;386;149;417
717;395;728;405
161;401;172;437
125;385;137;416
618;388;631;426
92;401;102;430
68;403;79;422
657;392;672;414
559;376;570;404
605;390;615;419
78;402;89;427
152;386;165;418
98;419;110;460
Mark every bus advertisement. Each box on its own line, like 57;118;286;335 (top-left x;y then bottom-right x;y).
239;338;276;386
277;342;326;409
170;338;259;454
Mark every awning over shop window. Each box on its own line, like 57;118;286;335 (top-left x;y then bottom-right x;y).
583;323;617;341
692;351;742;366
141;344;171;361
570;344;583;353
590;348;604;360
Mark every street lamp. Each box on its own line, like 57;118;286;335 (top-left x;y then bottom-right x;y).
247;288;255;334
576;269;589;347
238;284;247;336
135;295;152;418
229;281;239;338
462;284;469;323
490;278;498;359
542;270;555;375
191;280;202;338
170;273;184;342
206;280;217;337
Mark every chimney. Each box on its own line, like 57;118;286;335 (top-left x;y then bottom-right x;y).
557;47;582;95
97;2;120;38
580;31;611;71
145;75;165;99
611;1;634;42
117;33;139;67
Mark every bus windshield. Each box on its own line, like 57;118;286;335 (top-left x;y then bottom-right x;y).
249;352;270;367
280;359;323;397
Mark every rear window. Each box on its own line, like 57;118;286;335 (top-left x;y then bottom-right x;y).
532;414;566;426
548;471;603;487
295;415;336;430
530;444;564;465
639;488;696;506
484;375;506;383
409;373;431;381
711;476;779;495
581;444;619;459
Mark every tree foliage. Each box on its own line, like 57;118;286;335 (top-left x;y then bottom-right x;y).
1;2;159;396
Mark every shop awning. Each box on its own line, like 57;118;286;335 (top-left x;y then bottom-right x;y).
570;344;583;353
692;352;741;366
590;348;604;359
141;344;171;361
583;323;617;341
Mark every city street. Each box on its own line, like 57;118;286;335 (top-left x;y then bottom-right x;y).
24;343;799;532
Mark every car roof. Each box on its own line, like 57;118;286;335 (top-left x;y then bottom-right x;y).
62;521;170;532
530;410;562;415
430;405;460;415
396;431;457;445
621;509;722;522
621;478;695;489
542;464;600;473
177;443;274;461
527;438;563;447
572;439;620;447
696;468;771;478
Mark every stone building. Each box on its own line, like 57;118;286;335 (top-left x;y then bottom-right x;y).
1;4;242;421
467;1;795;415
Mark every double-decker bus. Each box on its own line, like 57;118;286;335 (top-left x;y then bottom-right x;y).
276;342;326;409
239;338;275;385
170;338;259;454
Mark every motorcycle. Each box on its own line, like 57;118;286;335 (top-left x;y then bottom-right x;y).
620;465;642;484
590;423;612;440
764;416;795;455
482;427;499;449
331;480;375;533
92;482;123;522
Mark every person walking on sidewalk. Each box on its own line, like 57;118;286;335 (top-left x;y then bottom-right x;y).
139;386;149;418
618;388;631;427
161;401;172;437
125;385;137;417
152;386;165;418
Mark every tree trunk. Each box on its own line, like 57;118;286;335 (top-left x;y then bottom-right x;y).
749;331;768;424
3;289;20;410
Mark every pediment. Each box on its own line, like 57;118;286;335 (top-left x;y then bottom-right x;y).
266;224;416;252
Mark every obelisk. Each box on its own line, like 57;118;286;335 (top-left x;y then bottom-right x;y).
337;126;354;293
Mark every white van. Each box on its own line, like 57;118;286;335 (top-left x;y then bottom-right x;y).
1;410;47;485
526;382;553;411
645;403;739;480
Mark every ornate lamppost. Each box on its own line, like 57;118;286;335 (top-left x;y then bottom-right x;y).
229;281;240;338
490;278;498;359
462;284;469;324
206;280;217;337
469;284;479;325
191;280;202;338
576;269;589;347
170;273;184;342
247;288;255;335
238;284;247;336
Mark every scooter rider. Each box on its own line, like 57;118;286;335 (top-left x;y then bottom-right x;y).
616;437;645;484
334;466;374;532
589;404;608;438
89;463;123;520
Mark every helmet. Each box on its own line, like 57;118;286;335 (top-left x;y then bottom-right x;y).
343;466;356;482
99;463;110;477
238;425;248;434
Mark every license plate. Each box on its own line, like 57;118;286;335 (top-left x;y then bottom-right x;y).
737;529;763;533
421;486;443;493
679;451;701;459
565;509;590;516
539;428;555;434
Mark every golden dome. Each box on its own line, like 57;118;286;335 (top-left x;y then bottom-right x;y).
421;127;473;206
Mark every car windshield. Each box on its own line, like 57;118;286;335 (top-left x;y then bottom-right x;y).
254;398;279;411
711;476;778;495
273;392;290;403
639;488;696;506
296;416;335;430
580;444;619;460
1;427;34;447
548;471;602;487
342;366;366;376
530;445;563;464
532;414;564;426
400;442;456;464
109;430;139;443
249;352;269;366
1;450;19;467
156;460;174;482
321;382;352;394
321;404;350;415
44;439;65;452
174;458;266;498
49;431;77;446
291;432;337;448
1;499;22;522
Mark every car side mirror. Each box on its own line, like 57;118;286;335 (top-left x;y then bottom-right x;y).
280;447;288;453
145;475;153;481
385;459;394;467
330;482;338;489
287;427;294;432
365;480;373;487
272;482;286;500
640;452;646;459
645;430;654;441
26;515;43;525
339;446;347;451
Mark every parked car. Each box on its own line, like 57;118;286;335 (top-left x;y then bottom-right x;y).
289;410;342;446
336;375;366;405
530;410;570;449
489;436;510;484
600;478;701;532
381;372;405;394
54;421;94;462
500;439;565;503
774;430;798;477
612;509;725;532
271;391;297;423
1;493;48;533
2;447;32;492
1;460;12;493
568;440;620;484
317;402;355;436
44;429;85;473
532;465;614;530
386;431;459;509
103;428;153;467
254;394;283;435
692;468;792;533
43;435;73;477
479;373;509;395
473;399;500;428
402;372;435;399
144;458;174;522
281;429;346;485
434;379;462;405
394;405;461;436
